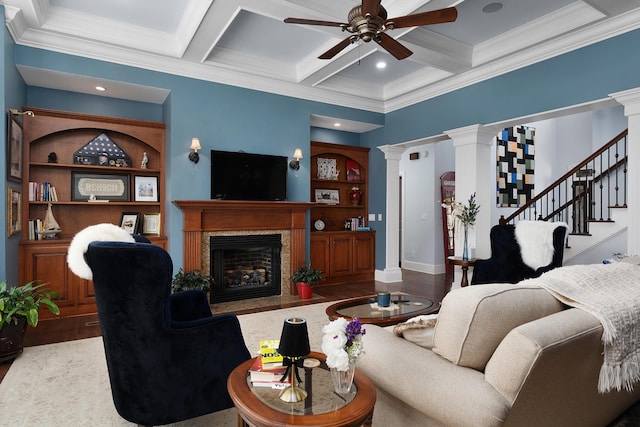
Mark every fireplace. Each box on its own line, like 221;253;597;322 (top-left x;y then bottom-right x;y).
173;200;313;298
210;234;282;302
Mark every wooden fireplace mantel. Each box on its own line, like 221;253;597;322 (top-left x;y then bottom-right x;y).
173;200;314;295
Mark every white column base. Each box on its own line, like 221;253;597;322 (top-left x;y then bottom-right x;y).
375;267;403;283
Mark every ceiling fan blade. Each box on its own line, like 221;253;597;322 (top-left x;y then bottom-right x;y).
362;0;382;17
387;7;457;29
375;32;413;60
318;37;353;60
284;17;345;27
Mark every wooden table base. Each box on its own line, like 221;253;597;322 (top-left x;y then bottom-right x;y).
447;256;477;287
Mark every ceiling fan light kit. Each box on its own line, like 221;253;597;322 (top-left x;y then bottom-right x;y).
285;0;457;60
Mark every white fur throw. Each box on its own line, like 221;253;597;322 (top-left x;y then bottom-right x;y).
67;223;134;280
524;263;640;393
515;221;567;270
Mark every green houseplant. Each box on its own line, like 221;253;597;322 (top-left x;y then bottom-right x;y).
0;281;60;362
292;264;323;299
171;268;213;293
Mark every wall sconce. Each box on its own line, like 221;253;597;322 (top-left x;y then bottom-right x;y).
188;137;202;164
9;109;34;117
289;148;303;170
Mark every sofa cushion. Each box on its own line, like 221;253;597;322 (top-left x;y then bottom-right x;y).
392;314;438;349
432;283;564;371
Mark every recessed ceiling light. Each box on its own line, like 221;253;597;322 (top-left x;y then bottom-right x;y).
95;86;106;92
334;122;341;127
376;61;387;69
482;2;503;13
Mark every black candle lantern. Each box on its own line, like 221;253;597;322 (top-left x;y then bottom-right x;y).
277;317;311;402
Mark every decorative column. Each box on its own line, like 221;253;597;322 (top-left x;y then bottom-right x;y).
610;87;640;255
377;145;405;282
445;125;501;260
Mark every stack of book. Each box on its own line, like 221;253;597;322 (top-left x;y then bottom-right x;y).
27;219;44;240
249;356;288;388
348;216;370;231
28;181;58;202
250;340;287;389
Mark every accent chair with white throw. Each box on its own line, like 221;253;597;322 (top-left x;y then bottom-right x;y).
471;220;568;285
67;224;252;426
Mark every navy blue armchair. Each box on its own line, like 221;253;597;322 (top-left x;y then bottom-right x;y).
85;241;251;426
471;222;567;285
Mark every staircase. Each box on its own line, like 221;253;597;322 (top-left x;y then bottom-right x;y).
500;130;628;264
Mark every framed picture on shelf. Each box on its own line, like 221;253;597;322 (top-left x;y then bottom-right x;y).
315;189;339;205
72;172;130;201
120;212;141;234
143;213;161;236
7;114;23;183
134;176;158;202
317;158;338;180
7;187;21;236
346;160;361;181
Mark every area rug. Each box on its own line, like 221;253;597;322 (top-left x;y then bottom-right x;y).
0;301;333;426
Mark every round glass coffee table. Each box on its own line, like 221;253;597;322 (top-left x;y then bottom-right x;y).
326;294;438;326
227;351;376;426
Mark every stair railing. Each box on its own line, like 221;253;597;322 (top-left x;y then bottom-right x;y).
500;129;628;235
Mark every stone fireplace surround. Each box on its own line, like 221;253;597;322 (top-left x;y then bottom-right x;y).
173;200;313;296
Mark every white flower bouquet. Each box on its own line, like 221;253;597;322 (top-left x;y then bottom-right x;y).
321;317;365;371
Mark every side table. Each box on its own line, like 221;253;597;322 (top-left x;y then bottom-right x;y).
227;351;376;427
447;256;477;287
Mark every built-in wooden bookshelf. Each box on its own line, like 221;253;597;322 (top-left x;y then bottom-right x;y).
310;141;375;285
19;108;166;318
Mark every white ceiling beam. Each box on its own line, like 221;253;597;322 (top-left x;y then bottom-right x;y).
401;27;472;73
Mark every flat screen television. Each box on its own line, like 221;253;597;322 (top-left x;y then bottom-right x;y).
211;150;287;201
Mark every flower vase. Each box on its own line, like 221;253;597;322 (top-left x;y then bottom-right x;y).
462;225;469;260
330;363;356;394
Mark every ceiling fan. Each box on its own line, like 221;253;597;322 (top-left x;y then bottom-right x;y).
284;0;457;60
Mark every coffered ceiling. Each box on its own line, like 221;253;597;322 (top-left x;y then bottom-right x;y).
3;0;640;117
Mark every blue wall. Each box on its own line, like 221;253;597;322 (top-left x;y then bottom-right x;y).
11;46;384;274
2;10;27;284
28;87;164;122
5;25;640;276
310;126;360;145
360;28;640;269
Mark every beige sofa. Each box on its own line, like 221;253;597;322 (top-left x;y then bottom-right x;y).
358;283;640;426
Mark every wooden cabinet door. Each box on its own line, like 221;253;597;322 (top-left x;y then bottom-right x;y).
21;243;96;318
75;273;96;305
353;233;375;274
330;234;353;277
21;244;74;317
310;234;330;279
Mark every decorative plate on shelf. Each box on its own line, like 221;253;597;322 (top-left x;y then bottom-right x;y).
314;219;325;231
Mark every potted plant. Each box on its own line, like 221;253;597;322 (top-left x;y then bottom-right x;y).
0;281;60;362
171;268;213;293
292;264;323;299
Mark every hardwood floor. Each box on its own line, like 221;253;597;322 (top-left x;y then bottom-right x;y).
0;270;450;384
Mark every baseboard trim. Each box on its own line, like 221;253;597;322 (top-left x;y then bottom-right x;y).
401;261;445;274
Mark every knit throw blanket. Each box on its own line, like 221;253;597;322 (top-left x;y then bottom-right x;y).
522;263;640;393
